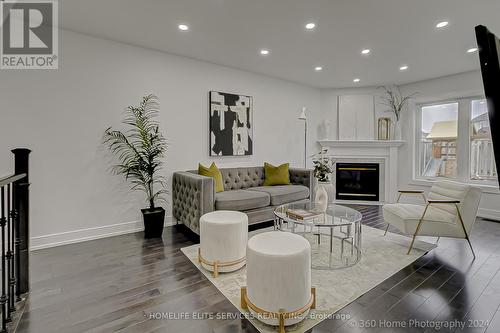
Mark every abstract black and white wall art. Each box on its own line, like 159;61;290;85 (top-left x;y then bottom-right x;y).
209;91;253;156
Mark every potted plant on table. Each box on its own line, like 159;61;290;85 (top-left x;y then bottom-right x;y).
312;149;335;183
103;94;168;238
311;149;336;209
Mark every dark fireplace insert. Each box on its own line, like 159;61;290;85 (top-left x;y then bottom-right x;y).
336;163;379;201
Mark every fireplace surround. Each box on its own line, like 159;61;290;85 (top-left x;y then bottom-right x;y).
318;140;405;203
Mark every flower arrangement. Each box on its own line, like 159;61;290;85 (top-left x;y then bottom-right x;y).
311;149;335;183
380;86;416;122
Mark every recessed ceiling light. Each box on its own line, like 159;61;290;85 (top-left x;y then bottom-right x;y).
361;49;371;55
314;66;323;71
353;78;360;83
178;24;189;31
467;47;478;53
399;65;409;71
305;22;316;30
260;49;270;55
436;21;449;28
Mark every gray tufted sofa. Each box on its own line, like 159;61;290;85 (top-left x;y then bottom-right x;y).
172;166;314;234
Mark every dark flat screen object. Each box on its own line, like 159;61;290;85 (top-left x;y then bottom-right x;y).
476;25;500;187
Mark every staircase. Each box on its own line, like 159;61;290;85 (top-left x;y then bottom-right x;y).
0;149;31;333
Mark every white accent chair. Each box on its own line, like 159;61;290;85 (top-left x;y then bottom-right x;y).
383;181;482;258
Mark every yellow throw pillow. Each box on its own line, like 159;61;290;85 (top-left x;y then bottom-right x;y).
263;162;291;186
198;162;224;193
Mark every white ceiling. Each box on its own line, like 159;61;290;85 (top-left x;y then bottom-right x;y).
59;0;500;88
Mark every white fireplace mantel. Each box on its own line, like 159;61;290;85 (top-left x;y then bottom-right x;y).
318;140;406;203
318;140;405;148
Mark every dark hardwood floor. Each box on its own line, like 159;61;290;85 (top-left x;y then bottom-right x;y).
16;205;500;333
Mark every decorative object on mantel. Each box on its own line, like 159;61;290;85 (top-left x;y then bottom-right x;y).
312;149;336;204
209;91;253;156
318;120;334;140
377;117;392;140
380;86;416;140
103;94;167;238
298;107;307;168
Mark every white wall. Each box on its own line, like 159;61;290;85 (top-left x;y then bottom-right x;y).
0;30;322;249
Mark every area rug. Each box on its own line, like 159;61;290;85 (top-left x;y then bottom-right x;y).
180;225;435;333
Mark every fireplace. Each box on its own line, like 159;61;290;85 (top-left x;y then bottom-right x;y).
336;163;380;201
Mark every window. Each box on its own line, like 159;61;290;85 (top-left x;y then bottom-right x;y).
418;102;458;178
470;99;497;180
416;97;497;184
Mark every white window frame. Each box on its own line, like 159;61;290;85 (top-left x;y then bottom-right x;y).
413;96;498;191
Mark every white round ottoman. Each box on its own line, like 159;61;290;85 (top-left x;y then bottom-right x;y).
198;210;248;277
242;231;315;333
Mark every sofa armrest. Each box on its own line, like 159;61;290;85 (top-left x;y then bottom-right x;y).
172;171;215;235
289;168;315;199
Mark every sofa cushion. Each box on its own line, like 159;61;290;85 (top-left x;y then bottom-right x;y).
248;185;309;206
215;190;270;211
198;162;224;193
263;162;291;186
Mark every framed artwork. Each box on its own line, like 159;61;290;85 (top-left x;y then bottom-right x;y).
209;91;253;156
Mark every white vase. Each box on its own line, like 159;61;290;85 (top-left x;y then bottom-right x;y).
393;121;402;140
315;185;328;213
317;181;334;203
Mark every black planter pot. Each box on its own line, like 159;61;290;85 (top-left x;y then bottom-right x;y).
141;207;165;239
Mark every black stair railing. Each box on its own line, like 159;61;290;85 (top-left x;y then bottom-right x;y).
0;149;30;332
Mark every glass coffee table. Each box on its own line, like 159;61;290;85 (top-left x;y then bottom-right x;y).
274;202;362;270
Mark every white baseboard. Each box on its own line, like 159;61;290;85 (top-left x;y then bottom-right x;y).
478;208;500;221
30;216;175;251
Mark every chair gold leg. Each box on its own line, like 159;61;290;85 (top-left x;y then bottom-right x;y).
407;204;429;255
278;311;285;333
240;287;248;309
435;237;440;244
407;235;417;255
384;224;390;236
465;237;476;259
239;287;316;332
198;248;202;263
455;204;476;260
213;261;219;278
311;287;316;309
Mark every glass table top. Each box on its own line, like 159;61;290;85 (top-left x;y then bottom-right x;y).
274;202;362;227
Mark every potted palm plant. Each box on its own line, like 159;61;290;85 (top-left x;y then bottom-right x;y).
104;94;167;238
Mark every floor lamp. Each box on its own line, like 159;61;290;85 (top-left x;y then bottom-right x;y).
298;107;307;168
